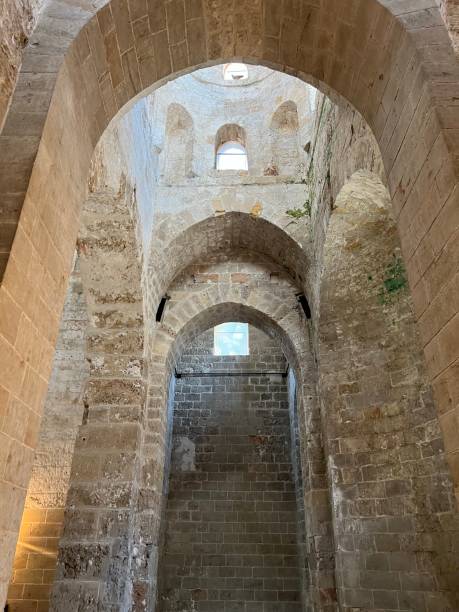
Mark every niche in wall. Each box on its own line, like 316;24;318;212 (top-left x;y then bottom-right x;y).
164;103;194;180
270;101;300;176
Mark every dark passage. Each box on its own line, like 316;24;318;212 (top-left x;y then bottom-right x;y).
157;327;303;612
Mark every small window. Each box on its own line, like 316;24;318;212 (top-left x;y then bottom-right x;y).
214;322;249;356
216;141;248;171
223;63;248;81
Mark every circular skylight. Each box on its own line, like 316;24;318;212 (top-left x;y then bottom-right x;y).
223;63;248;81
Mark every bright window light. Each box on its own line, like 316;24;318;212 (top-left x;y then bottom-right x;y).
223;63;248;81
216;141;248;171
214;322;249;356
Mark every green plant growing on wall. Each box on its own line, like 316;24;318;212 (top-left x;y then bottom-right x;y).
286;198;312;220
378;255;408;304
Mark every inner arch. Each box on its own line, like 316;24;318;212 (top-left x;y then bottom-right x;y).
149;212;311;314
157;301;313;611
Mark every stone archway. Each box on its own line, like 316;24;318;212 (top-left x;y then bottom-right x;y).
146;211;312;319
1;1;459;606
160;298;333;612
53;265;335;610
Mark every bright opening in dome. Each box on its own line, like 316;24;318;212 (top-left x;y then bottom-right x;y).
223;63;248;81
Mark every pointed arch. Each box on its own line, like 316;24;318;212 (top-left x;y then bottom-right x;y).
146;211;312;328
164;103;194;180
146;293;334;610
270;100;300;175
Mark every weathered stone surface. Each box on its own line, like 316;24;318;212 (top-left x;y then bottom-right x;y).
319;169;459;610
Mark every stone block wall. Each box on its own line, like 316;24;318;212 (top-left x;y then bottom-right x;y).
157;327;305;611
0;0;46;279
0;0;44;132
50;225;145;611
440;0;459;54
0;1;459;609
287;369;308;606
319;172;459;611
7;258;89;612
1;10;459;608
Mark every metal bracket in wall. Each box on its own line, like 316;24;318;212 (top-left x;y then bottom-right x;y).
296;293;312;319
174;370;289;379
156;294;170;322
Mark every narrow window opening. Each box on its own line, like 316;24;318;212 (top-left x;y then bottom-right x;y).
214;322;249;355
223;63;248;81
216;141;248;171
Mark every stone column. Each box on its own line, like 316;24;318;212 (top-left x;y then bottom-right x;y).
50;183;148;610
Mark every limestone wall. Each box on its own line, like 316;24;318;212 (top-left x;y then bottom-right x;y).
1;12;459;608
440;0;459;54
143;65;317;293
288;89;459;610
149;65;315;181
88;96;158;254
7;257;89;611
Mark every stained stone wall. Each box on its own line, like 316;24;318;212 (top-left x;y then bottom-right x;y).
87;95;158;253
143;65;317;300
157;327;304;612
287;369;308;610
1;9;459;606
0;0;46;277
441;0;459;54
5;92;153;611
304;92;385;314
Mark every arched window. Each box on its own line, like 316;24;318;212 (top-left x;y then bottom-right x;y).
216;141;248;171
223;63;248;81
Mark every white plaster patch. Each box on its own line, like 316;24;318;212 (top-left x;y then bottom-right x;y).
172;436;196;472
